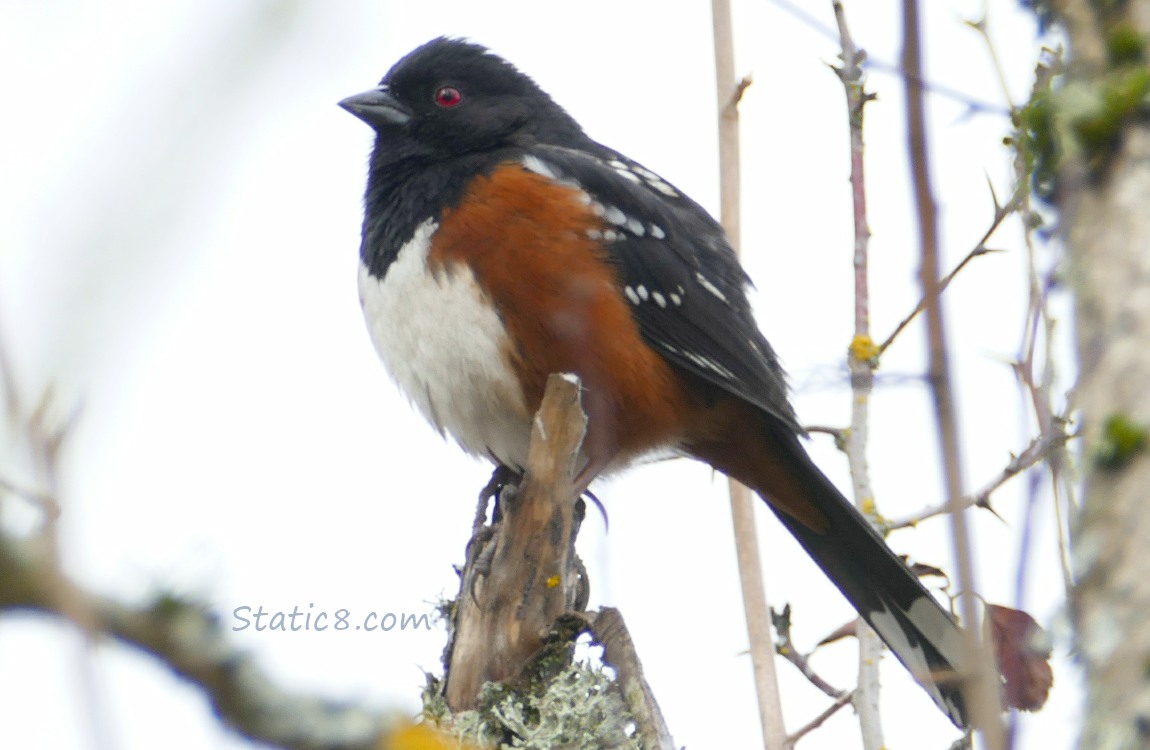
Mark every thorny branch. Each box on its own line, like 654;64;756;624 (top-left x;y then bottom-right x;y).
886;432;1069;531
878;186;1021;355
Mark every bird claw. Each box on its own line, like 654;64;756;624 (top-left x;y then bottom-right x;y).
474;464;519;534
464;465;523;604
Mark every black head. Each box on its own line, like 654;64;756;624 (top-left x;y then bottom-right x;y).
340;37;589;162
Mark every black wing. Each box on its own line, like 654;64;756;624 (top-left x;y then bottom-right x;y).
524;145;801;434
518;148;972;728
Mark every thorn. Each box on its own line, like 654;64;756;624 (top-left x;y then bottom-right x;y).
975;495;1007;524
964;16;987;34
985;173;1001;212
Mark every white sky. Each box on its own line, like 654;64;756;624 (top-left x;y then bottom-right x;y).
0;1;1077;748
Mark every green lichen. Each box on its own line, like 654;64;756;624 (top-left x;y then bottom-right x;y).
450;663;641;750
1013;44;1150;203
421;673;452;725
1106;23;1146;67
1095;414;1147;470
1071;66;1150;168
1015;83;1059;201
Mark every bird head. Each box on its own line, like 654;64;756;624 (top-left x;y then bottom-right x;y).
339;37;588;162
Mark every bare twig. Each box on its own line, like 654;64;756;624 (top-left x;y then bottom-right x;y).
0;534;395;750
1007;53;1076;598
732;75;755;107
592;607;676;750
964;13;1017;110
0;314;22;426
877;198;1017;355
886;432;1069;530
1002;56;1072;741
829;3;884;747
783;690;857;748
712;1;787;747
772;605;847;700
1;325;113;750
767;0;1009;117
902;1;1005;745
0;474;60;517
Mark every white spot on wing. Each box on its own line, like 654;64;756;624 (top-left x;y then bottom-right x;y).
521;155;557;179
603;205;627;226
659;341;734;378
687;352;735;379
624;286;641;305
650;224;666;240
521;155;583;192
652;291;667;308
695;272;729;303
616;168;642;184
636;285;649;301
626;218;645;236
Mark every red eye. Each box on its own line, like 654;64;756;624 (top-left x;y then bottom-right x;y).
435;86;462;108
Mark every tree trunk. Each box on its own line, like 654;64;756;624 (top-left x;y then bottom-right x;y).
1060;3;1150;747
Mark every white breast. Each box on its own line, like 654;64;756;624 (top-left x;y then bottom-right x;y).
358;219;533;469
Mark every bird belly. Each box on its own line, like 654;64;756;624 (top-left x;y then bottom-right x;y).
358;219;533;470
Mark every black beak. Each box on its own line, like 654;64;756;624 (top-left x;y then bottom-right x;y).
338;86;413;128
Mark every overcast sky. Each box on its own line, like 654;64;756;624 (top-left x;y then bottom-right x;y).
0;1;1075;748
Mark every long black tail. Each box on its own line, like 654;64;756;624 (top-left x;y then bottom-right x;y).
764;434;970;727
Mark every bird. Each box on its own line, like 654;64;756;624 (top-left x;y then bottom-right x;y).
340;36;970;727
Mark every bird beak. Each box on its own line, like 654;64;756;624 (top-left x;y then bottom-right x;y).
338;86;413;128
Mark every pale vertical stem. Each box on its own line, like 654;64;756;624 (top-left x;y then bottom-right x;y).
831;3;884;747
728;484;788;750
711;1;787;747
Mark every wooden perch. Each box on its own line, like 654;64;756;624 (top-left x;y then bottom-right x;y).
440;374;677;749
592;607;676;750
444;373;589;710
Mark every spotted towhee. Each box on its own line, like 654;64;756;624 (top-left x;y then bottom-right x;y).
341;37;968;726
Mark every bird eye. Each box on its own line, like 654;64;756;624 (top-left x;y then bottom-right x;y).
434;86;463;108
